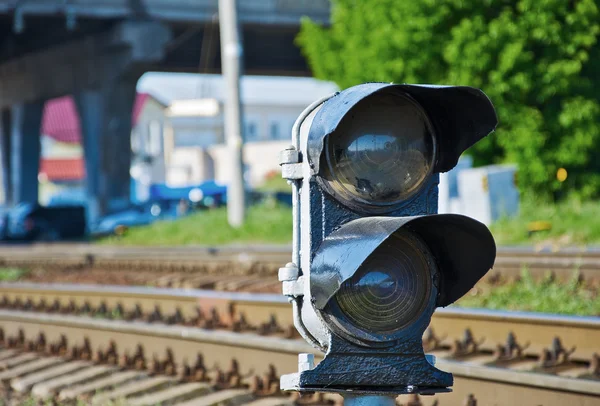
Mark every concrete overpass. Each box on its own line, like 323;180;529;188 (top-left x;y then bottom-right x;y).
0;0;330;227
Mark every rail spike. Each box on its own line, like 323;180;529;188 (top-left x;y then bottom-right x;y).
465;394;477;406
452;328;485;357
495;331;529;361
540;337;576;368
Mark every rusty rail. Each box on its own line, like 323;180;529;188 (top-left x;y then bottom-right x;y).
0;283;598;363
0;306;597;405
1;244;600;285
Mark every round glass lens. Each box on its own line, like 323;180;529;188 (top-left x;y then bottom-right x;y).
334;231;432;334
323;91;435;207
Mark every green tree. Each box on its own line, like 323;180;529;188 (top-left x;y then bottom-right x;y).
298;0;600;199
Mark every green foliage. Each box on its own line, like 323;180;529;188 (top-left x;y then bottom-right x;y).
256;171;292;193
98;204;293;246
458;269;600;315
490;195;600;245
0;268;28;282
97;197;600;247
298;0;600;199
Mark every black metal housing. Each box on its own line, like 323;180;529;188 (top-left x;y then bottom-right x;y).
306;83;498;178
311;214;496;314
280;82;499;396
316;90;438;214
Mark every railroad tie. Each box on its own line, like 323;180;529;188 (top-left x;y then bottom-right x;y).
0;352;39;369
460;354;499;366
0;283;597;406
0;357;63;381
221;278;263;292
58;370;144;401
243;280;281;293
244;397;296;406
11;360;90;392
0;348;18;361
31;364;117;398
127;382;212;406
508;359;543;371
557;366;593;379
91;375;175;405
182;275;224;289
173;388;254;406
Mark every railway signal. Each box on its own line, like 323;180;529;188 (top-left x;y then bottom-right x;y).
278;83;498;403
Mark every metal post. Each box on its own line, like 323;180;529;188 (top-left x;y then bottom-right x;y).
0;108;12;205
343;395;397;406
10;101;44;205
219;0;246;227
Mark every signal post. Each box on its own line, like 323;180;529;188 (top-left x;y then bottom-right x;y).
279;83;498;404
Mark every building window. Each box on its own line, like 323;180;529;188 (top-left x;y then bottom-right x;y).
131;128;141;154
246;122;258;142
146;120;162;156
174;130;218;148
270;122;280;140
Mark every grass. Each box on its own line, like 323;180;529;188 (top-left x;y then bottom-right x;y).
457;269;600;316
97;195;600;247
0;268;28;282
256;174;291;193
99;203;293;246
490;197;600;246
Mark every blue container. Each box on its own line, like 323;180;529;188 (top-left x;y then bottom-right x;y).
149;181;227;204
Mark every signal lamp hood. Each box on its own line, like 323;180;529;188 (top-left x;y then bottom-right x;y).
306;83;498;176
310;214;496;310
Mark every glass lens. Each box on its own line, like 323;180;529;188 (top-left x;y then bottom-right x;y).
334;231;432;334
323;91;434;206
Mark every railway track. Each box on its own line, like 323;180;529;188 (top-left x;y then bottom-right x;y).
1;245;600;289
0;283;597;405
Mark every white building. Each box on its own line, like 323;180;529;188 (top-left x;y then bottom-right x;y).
129;93;170;202
136;73;339;188
439;157;520;226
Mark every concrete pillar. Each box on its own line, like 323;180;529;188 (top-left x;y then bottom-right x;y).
75;76;139;228
0;108;11;205
0;101;44;206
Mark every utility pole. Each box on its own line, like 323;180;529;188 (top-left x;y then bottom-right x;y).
219;0;246;227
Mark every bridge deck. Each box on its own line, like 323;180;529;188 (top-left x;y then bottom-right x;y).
0;0;329;25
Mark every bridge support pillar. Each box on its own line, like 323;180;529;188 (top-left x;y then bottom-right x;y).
0;101;44;207
0;20;171;231
76;75;140;229
0;108;11;205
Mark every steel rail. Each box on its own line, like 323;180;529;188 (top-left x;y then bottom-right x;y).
0;310;597;405
2;243;600;254
1;244;600;284
0;283;598;363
